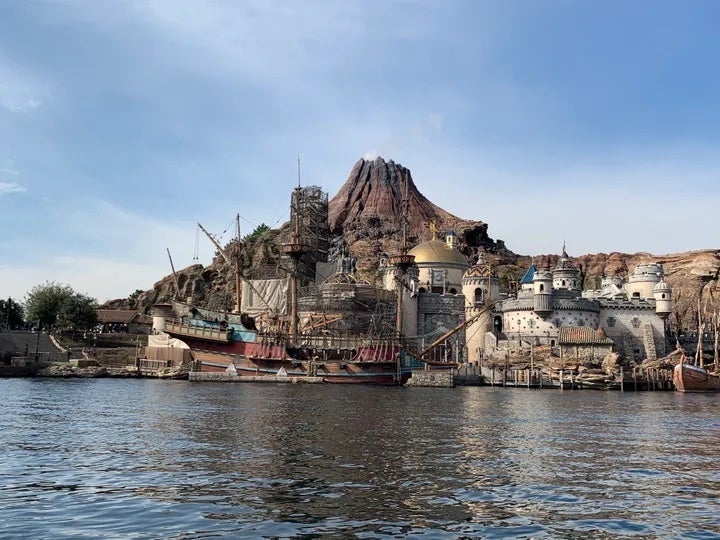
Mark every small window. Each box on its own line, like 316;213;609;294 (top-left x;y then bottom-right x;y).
539;284;545;292
661;293;666;299
449;288;457;295
632;292;640;298
607;316;616;328
474;287;483;304
562;280;566;286
631;317;641;329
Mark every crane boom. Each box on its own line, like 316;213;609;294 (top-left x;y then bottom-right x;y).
197;222;231;265
166;248;181;300
418;302;494;359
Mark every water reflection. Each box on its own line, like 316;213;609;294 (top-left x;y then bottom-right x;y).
0;379;719;538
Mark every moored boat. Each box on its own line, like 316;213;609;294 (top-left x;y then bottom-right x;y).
673;355;720;392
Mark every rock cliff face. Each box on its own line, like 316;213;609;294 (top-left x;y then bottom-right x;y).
328;157;511;271
119;156;720;331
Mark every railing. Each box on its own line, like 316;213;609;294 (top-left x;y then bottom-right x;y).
164;322;233;342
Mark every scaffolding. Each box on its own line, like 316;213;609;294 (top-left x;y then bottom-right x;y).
290;186;329;287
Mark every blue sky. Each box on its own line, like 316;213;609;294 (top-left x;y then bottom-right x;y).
1;0;719;303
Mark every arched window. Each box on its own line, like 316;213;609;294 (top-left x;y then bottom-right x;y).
562;280;566;286
632;292;640;298
661;293;666;299
418;287;427;293
449;288;457;295
474;288;484;304
539;284;544;292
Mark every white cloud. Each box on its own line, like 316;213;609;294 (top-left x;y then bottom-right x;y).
0;182;26;195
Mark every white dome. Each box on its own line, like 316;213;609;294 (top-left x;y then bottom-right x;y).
653;279;671;292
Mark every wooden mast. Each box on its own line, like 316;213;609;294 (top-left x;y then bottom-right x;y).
198;220;274;313
234;213;242;314
282;158;306;345
388;173;415;340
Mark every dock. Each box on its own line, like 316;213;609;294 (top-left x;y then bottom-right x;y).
405;364;675;390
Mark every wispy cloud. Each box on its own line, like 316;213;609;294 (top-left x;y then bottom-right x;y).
0;181;26;195
0;58;45;113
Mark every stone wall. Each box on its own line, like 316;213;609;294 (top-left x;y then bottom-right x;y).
417;293;465;361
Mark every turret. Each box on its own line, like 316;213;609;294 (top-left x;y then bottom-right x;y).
653;279;672;316
552;246;581;292
445;231;458;251
626;263;663;300
462;260;499;363
533;270;553;317
151;303;174;333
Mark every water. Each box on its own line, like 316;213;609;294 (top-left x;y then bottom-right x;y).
1;380;719;539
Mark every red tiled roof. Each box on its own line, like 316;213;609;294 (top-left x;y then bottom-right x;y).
558;326;614;345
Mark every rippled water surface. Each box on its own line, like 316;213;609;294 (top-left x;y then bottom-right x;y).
1;379;719;539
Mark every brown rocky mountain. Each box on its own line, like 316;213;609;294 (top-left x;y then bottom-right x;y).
116;157;720;331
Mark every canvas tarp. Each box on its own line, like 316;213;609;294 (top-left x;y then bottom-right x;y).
241;278;289;315
148;333;190;349
145;333;192;363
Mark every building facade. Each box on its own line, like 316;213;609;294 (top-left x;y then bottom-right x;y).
382;232;673;364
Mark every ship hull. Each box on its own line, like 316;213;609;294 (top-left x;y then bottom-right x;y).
673;362;720;392
178;337;410;385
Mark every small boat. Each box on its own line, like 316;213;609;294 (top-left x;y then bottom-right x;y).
673;355;720;392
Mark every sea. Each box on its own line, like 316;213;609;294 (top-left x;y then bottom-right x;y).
1;379;719;539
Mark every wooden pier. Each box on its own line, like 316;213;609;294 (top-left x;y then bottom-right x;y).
411;364;677;391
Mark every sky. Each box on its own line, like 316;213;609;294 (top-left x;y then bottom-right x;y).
1;0;719;303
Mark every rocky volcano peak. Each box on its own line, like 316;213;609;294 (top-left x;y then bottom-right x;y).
328;157;507;262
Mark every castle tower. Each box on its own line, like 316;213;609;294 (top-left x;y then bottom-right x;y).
150;303;174;333
653;279;672;316
552;246;581;292
445;231;458;251
533;270;554;318
626;263;664;300
462;260;500;363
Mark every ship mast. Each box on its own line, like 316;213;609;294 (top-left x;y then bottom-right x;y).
388;174;415;340
234;214;242;314
198;216;278;314
282;158;307;344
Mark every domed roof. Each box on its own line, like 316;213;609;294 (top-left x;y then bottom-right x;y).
653;279;671;291
464;264;493;278
408;239;468;266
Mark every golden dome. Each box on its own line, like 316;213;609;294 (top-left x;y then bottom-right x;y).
408;239;468;266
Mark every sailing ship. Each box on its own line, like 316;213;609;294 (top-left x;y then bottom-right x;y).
156;176;427;385
673;354;720;392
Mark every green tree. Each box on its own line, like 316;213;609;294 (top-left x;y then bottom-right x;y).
24;282;98;331
57;293;99;330
243;223;270;242
0;297;24;329
128;289;144;308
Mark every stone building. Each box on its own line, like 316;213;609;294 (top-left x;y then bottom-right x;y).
382;232;673;364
